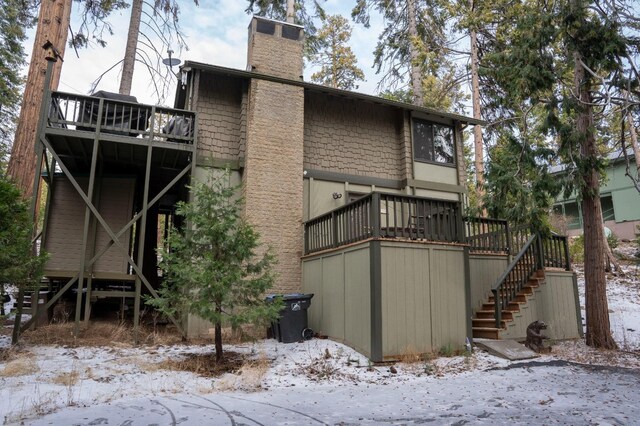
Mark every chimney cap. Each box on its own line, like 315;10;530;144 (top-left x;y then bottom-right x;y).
249;15;304;30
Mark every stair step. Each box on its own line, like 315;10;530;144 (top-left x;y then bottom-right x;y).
475;310;514;321
472;327;503;339
489;294;528;303
472;318;509;328
483;301;524;312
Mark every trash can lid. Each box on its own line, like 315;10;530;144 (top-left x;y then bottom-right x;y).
282;293;314;301
265;293;314;301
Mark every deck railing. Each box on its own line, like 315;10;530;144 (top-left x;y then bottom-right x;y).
541;233;571;270
490;231;571;327
304;193;463;255
47;91;196;144
491;234;541;328
464;216;510;253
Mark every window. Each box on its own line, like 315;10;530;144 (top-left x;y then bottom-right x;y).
412;118;455;165
600;195;615;222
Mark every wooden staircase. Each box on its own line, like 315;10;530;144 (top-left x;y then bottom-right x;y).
472;270;546;339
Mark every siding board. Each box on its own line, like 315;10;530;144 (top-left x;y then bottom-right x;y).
44;176;135;276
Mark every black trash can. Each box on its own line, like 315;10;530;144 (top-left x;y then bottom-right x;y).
266;293;314;343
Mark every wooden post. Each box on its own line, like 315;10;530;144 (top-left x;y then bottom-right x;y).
134;107;156;343
74;99;103;337
371;193;380;238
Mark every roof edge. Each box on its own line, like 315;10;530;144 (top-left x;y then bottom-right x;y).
181;61;485;126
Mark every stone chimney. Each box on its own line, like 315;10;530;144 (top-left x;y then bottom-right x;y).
247;16;304;80
243;16;305;294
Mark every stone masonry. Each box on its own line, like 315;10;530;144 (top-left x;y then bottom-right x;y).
244;79;304;294
243;18;305;293
247;19;304;81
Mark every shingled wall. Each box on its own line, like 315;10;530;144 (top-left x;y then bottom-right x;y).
303;92;406;181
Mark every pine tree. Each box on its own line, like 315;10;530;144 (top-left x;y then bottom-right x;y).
352;0;464;110
148;172;282;361
6;0;71;198
0;0;31;169
310;15;364;91
0;175;47;318
479;0;635;349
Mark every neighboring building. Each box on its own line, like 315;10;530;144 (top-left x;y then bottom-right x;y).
552;151;639;240
26;16;582;361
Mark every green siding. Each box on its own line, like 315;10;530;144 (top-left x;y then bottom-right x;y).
344;248;372;356
501;270;581;340
469;254;509;314
321;254;346;340
380;242;467;358
302;243;371;357
413;162;458;185
612;188;640;222
380;244;433;356
554;161;640;224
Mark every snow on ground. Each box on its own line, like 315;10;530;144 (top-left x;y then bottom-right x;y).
574;244;640;350
0;244;639;425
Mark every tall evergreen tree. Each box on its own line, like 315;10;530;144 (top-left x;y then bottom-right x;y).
7;0;71;198
0;0;32;169
480;0;636;349
352;0;464;110
310;14;364;90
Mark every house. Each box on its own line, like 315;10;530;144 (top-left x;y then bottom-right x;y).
552;150;639;240
22;17;582;361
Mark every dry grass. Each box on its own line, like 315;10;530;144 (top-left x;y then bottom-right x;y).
397;345;427;364
0;355;39;377
20;321;184;347
217;354;271;391
0;345;29;363
49;370;80;387
154;350;247;378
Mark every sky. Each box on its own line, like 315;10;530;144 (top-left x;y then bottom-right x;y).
23;0;390;108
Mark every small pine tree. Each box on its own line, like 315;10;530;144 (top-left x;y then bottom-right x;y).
0;175;46;319
148;171;282;361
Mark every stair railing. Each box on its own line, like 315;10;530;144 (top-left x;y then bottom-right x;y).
491;233;542;328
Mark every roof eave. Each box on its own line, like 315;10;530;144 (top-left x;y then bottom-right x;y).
181;61;486;126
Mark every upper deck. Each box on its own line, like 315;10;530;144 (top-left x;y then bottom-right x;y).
44;91;197;175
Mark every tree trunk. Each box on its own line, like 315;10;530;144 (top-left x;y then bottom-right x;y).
7;0;71;198
119;0;143;95
625;100;640;193
574;51;617;350
469;0;485;212
407;0;423;105
215;301;223;362
286;0;295;23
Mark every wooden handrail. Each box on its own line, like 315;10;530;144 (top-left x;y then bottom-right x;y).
491;234;538;328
